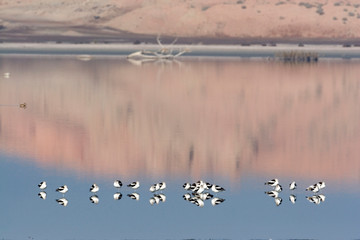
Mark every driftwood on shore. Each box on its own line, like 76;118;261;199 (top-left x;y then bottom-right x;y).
275;51;319;62
127;36;191;60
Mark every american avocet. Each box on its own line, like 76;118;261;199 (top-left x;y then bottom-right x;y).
274;184;282;192
211;197;225;206
90;184;99;193
289;181;297;190
127;181;140;189
289;194;296;204
38;181;47;190
127;192;140;201
211;184;225;193
56;198;68;207
265;178;279;187
274;197;282;206
38;191;46;200
90;195;99;204
114;180;122;188
56;185;68;195
113;192;122;200
265;190;279;198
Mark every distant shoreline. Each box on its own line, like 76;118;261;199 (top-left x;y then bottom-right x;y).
1;42;360;59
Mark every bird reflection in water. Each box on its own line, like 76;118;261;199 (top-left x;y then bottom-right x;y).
90;195;99;204
113;192;122;200
38;191;46;200
56;198;68;207
127;192;140;201
149;193;166;205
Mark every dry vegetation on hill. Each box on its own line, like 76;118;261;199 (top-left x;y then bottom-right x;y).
1;0;360;42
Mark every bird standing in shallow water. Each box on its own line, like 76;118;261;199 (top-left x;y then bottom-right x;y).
289;194;296;204
211;184;225;193
38;191;47;200
56;198;68;207
56;185;68;195
114;180;122;188
113;192;122;200
90;183;99;193
265;178;279;187
274;197;282;206
127;192;140;201
127;181;140;189
289;181;297;190
90;195;99;204
38;181;47;190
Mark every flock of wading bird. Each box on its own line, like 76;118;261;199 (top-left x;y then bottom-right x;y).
37;179;326;207
36;180;226;207
264;178;326;206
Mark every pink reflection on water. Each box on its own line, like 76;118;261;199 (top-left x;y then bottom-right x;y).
0;57;359;183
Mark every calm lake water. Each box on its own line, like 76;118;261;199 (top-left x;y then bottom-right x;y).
0;55;360;240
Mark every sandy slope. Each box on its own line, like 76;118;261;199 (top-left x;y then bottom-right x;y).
1;0;360;42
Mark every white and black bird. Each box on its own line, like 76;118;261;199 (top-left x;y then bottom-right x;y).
193;192;213;201
306;195;321;205
211;184;225;193
289;194;296;204
192;198;204;207
274;184;282;192
317;194;326;202
127;192;140;201
38;191;47;200
56;198;68;207
159;182;166;191
127;181;140;189
183;183;191;190
289;181;297;190
149;183;160;192
113;192;122;200
265;190;279;198
265;178;279;187
90;183;99;193
38;181;47;190
154;193;166;202
317;181;326;190
275;197;282;206
56;185;68;195
306;184;320;193
149;197;158;205
183;193;191;201
114;180;122;188
211;197;225;206
90;195;99;204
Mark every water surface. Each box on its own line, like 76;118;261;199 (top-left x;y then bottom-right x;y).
0;56;359;239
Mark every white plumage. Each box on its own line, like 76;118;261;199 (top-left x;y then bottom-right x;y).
38;181;47;190
289;194;296;204
56;198;68;206
113;180;122;188
113;192;122;200
274;184;282;192
56;185;68;194
127;181;140;189
183;183;191;190
289;181;297;190
90;183;99;193
265;190;279;198
265;178;279;187
127;192;140;201
38;191;47;200
211;197;225;206
90;195;99;204
274;197;282;206
211;184;225;193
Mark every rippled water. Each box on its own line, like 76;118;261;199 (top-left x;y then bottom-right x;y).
0;55;360;240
